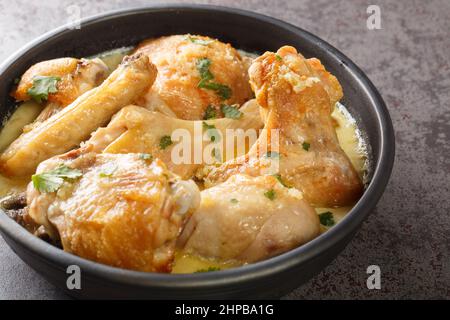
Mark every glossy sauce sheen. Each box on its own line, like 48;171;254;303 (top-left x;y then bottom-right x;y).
0;48;368;273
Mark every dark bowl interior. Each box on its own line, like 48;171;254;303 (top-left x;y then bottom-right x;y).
0;5;394;299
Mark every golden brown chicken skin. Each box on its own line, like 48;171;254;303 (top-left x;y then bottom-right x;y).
84;99;263;179
134;35;253;120
0;54;156;177
178;174;320;263
12;57;108;108
204;46;363;207
27;151;200;272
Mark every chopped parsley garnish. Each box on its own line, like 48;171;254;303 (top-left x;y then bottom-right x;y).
264;151;280;159
264;189;276;201
204;105;217;120
186;36;214;46
27;75;61;103
273;173;291;188
14;77;21;84
138;153;153;161
159;135;173;150
196;58;232;100
195;267;221;273
203;122;220;142
221;104;242;119
32;165;82;193
99;164;117;178
230;198;239;204
302;142;311;151
319;211;335;227
211;148;221;161
275;54;283;61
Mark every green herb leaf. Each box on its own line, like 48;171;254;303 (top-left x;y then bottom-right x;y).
27;76;61;103
230;198;239;204
302;142;310;151
14;77;21;85
196;58;213;83
199;81;232;100
273;173;291;188
204;105;217;120
195;267;221;273
99;164;117;178
319;211;335;227
138;153;153;161
202;122;220;142
186;36;214;46
196;58;232;100
221;104;242;119
32;165;82;193
264;189;276;201
264;151;280;159
159;135;173;150
275;54;283;62
211;148;221;161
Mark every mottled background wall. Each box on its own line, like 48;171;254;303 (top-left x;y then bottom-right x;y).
0;0;449;299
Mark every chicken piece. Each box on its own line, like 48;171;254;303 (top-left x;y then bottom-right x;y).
178;174;320;263
27;151;200;272
13;58;108;118
134;35;253;120
84;99;263;179
0;54;157;177
204;46;363;207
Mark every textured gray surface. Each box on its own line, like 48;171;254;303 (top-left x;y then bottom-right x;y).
0;0;449;300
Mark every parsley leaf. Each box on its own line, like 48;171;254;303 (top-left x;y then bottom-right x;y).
138;153;153;161
275;54;283;61
32;165;82;193
196;58;214;83
204;105;217;120
186;36;214;46
264;189;276;201
159;135;173;150
302;142;311;151
99;164;117;178
230;198;239;204
195;267;221;273
203;122;220;142
221;104;242;119
273;173;291;188
196;58;232;100
27;76;61;103
319;211;335;227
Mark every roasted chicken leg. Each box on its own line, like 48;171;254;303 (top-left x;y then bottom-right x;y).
204;46;363;207
178;174;320;263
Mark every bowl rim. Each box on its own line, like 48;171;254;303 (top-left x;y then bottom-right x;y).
0;4;395;290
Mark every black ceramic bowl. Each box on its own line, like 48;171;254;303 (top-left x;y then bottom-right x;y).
0;5;394;299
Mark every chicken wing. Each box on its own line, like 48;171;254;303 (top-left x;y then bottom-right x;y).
178;174;320;263
84;99;263;179
13;58;109;124
204;46;363;207
27;151;200;272
134;35;253;120
0;54;157;177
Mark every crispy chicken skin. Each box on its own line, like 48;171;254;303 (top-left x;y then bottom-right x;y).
178;174;320;263
27;151;200;272
0;54;157;177
134;35;253;120
13;57;108;108
205;46;363;207
84;99;263;179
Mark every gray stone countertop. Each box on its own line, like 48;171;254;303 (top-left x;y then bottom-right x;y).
0;0;448;299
